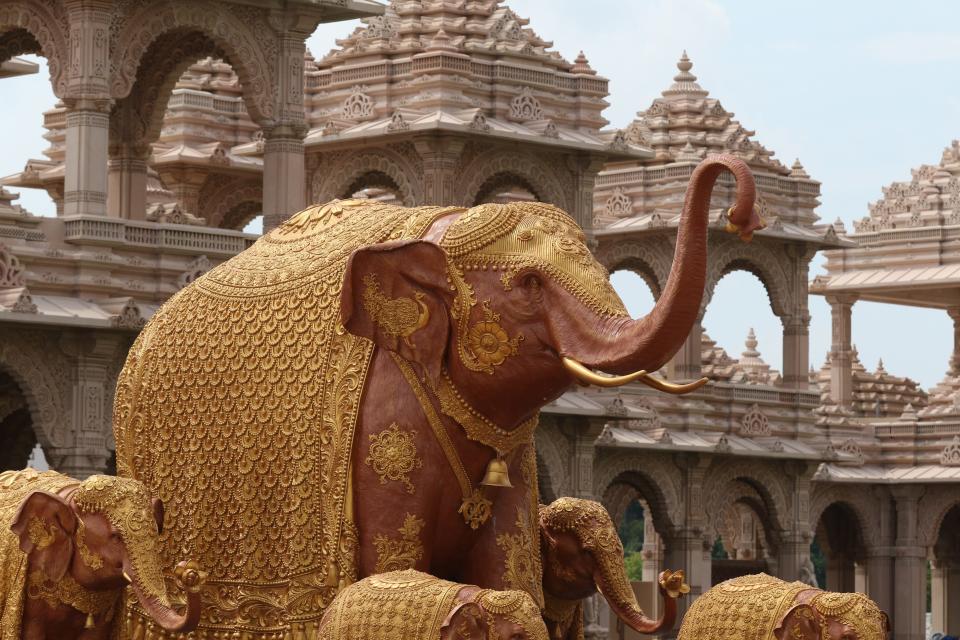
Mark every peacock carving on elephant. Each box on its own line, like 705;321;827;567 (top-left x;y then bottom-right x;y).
112;154;760;638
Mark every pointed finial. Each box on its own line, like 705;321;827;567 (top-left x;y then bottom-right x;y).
572;50;596;75
663;50;707;98
428;29;457;51
676;141;700;161
742;328;759;357
876;358;886;375
790;158;809;178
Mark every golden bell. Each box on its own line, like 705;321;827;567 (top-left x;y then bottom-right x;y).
481;457;512;488
85;613;96;630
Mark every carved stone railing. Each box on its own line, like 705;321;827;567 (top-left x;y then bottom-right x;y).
59;216;256;257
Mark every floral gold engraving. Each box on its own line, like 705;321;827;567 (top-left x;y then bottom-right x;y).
465;300;523;372
495;507;541;603
374;513;426;573
362;274;431;349
365;423;422;494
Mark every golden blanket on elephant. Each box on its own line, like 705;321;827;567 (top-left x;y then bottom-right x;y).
0;469;79;640
677;574;811;640
113;201;476;638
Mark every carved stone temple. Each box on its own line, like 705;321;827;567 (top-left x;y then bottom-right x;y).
0;1;956;638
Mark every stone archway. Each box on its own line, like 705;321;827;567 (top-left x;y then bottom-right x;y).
472;171;541;205
534;422;570;501
0;330;67;455
596;240;673;298
813;502;866;592
199;177;263;230
456;150;569;211
110;2;275;125
594;451;683;537
931;503;960;634
0;2;70;97
311;150;421;207
702;238;794;321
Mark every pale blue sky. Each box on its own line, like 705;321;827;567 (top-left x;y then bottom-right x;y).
2;1;957;387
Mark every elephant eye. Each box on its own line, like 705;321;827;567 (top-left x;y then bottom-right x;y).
521;273;541;291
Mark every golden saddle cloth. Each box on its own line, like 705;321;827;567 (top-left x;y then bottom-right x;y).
677;574;810;640
113;202;465;639
0;469;78;640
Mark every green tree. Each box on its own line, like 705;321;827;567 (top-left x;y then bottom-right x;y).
712;536;729;560
617;500;646;553
810;539;826;588
624;551;644;582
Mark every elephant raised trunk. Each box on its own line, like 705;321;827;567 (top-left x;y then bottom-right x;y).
594;567;683;635
558;154;761;380
125;558;203;633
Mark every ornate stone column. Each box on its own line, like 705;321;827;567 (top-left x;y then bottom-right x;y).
46;333;124;478
670;319;702;381
891;485;927;640
62;1;114;218
567;155;607;242
776;462;814;582
664;453;712;622
641;505;662;584
826;294;857;407
262;12;315;232
781;312;810;390
865;486;895;616
931;557;960;634
948;306;960;376
107;144;149;219
416;137;464;206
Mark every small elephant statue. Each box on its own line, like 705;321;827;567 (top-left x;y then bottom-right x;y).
539;498;689;640
0;468;205;640
317;569;549;640
677;573;889;640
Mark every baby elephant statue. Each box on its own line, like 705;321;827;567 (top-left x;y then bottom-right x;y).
678;573;889;640
539;498;689;640
0;468;205;640
317;569;549;640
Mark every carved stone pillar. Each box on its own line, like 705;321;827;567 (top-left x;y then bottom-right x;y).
159;168;207;217
641;507;662;584
46;333;123;478
416;137;464;205
107;147;149;219
670;319;702;381
62;1;112;218
262;13;315;232
931;558;960;634
781;312;810;389
826;294;857;407
776;462;813;582
948;307;960;376
263;130;306;232
665;454;711;622
567;155;607;242
865;486;895;615
570;417;604;499
891;485;927;640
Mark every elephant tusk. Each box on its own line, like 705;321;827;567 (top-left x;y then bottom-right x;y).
122;571;133;585
562;357;708;394
635;374;709;395
562;358;647;387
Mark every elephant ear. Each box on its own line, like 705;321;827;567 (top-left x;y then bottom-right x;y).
10;490;77;581
342;240;454;385
440;601;486;640
774;603;819;640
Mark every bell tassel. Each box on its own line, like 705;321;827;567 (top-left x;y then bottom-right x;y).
481;456;512;488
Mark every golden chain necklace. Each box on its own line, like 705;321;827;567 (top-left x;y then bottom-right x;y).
433;371;538;456
27;570;118;616
390;353;492;529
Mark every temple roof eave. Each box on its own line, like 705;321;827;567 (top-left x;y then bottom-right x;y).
595;217;851;249
301;115;652;159
596;425;827;461
814;462;960;483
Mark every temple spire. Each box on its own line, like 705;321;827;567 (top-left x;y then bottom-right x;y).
662;50;708;98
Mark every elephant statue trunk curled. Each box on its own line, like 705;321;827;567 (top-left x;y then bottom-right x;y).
113;155;757;638
678;574;889;640
0;469;204;640
539;498;688;640
317;570;549;640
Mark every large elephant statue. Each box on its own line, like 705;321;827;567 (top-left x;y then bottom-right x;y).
317;569;548;640
113;154;759;638
539;498;688;640
677;574;889;640
0;469;203;640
